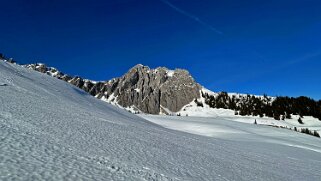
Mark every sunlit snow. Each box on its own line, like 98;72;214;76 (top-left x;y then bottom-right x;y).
1;61;321;180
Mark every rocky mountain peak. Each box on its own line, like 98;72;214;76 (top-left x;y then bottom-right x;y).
23;62;201;114
112;64;201;114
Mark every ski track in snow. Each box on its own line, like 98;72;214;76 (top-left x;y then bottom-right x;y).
1;61;321;180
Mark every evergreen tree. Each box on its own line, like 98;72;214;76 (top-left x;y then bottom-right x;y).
285;112;291;119
274;113;280;120
298;117;303;124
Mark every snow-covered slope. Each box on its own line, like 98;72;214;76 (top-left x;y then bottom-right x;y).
175;88;321;135
1;61;321;180
140;115;321;152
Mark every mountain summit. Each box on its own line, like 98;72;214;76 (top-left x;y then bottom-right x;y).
112;64;201;114
25;63;201;114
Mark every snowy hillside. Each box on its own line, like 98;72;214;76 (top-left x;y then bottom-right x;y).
140;115;321;153
176;88;321;135
1;61;321;180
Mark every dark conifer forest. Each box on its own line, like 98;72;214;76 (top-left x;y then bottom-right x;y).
202;92;321;121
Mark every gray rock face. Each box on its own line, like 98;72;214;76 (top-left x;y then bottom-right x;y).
24;63;201;114
110;65;201;114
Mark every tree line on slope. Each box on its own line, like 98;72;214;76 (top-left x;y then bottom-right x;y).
202;92;321;121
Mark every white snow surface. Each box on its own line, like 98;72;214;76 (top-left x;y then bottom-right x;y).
166;70;175;77
1;61;321;180
140;115;321;153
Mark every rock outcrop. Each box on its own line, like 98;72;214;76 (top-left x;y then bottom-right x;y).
109;64;201;114
24;63;201;114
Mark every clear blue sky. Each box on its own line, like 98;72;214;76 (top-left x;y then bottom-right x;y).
1;0;321;99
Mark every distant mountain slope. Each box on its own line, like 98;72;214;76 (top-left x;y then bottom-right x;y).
1;55;320;122
21;62;275;115
2;55;321;180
